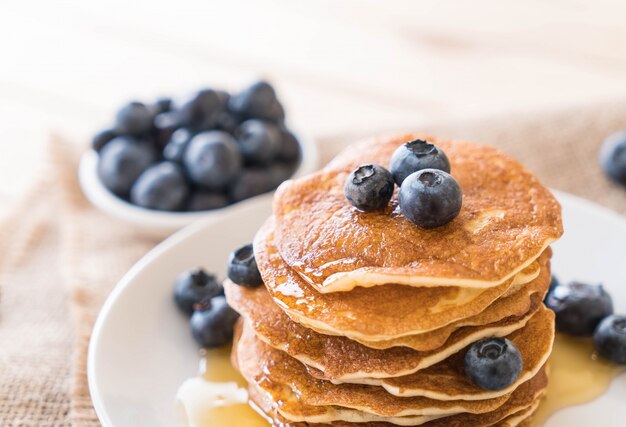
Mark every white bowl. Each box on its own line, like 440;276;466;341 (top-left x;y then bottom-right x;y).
79;130;318;237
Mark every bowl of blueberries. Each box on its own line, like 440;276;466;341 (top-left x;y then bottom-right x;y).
79;80;318;235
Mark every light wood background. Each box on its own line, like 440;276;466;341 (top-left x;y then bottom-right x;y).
3;0;626;216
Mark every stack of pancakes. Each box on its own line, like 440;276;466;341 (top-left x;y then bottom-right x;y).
225;134;564;427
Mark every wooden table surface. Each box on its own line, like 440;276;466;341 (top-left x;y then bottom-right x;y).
3;0;626;216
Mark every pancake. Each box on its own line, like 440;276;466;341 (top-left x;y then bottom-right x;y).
234;322;446;426
236;322;514;418
226;257;549;369
498;401;540;427
255;220;547;340
225;279;552;390
245;365;548;427
250;394;538;427
354;258;550;351
360;306;554;400
272;134;562;293
247;383;447;426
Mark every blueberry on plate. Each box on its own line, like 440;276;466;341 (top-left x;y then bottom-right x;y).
177;89;223;129
236;119;282;165
130;162;190;211
92;128;118;152
173;268;221;316
115;101;154;136
97;136;157;197
227;243;263;288
228;168;275;202
599;131;626;185
190;296;240;348
399;169;462;228
183;131;242;190
594;315;626;364
344;164;394;212
465;337;523;391
228;81;282;122
545;281;614;336
390;139;451;186
163;128;192;163
186;190;229;211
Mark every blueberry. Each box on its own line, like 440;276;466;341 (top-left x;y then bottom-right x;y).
464;338;523;391
236;120;282;165
130;162;190;211
115;101;154;135
399;169;462;228
213;111;240;134
390;139;451;186
277;130;301;165
271;101;286;123
228;81;282;121
163;128;192;163
594;315;626;364
186;190;229;211
173;268;221;316
97;137;157;197
152;111;181;149
92;128;118;152
227;243;263;287
545;282;614;336
190;296;240;348
228;168;274;202
183;131;242;190
254;100;285;123
343;164;394;212
599;131;626;185
215;90;231;107
177;89;223;129
152;97;173;115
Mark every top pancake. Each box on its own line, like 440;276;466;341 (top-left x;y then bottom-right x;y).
273;133;562;293
255;219;547;340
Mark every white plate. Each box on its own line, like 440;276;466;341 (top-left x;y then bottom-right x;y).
79;129;319;237
88;191;626;427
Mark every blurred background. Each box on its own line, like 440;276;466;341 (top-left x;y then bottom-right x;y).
3;2;626;425
3;0;626;216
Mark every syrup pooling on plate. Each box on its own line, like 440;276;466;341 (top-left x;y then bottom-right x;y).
176;333;626;426
532;334;625;426
176;346;268;427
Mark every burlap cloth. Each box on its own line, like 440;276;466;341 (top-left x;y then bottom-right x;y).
1;101;625;426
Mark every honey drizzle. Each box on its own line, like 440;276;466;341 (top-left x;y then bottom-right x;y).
176;346;269;426
177;335;624;426
532;334;624;426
